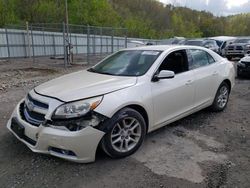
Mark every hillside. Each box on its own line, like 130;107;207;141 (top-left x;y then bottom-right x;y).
0;0;249;38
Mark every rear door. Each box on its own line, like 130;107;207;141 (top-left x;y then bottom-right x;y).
188;49;219;107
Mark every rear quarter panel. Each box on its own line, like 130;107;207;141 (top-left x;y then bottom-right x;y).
216;58;235;92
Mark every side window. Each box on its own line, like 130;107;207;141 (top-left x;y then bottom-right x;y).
189;49;210;70
206;53;216;64
159;50;189;74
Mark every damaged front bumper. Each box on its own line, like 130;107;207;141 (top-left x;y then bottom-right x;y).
7;100;106;163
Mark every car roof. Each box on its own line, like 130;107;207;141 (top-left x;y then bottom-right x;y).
123;45;211;52
120;45;223;63
235;37;250;40
210;36;237;41
186;39;203;42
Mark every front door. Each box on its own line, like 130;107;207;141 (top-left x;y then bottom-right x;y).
151;50;195;128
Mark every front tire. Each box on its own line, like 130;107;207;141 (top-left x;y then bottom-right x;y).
210;82;230;112
101;108;146;158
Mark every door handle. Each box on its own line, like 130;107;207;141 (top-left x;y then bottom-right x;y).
212;71;218;76
185;80;193;85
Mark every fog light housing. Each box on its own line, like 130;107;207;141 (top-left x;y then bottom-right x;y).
48;147;76;156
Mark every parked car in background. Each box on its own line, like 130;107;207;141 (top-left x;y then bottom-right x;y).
159;37;185;45
184;39;220;53
237;55;250;77
225;37;250;60
172;37;186;44
128;40;157;47
209;36;237;56
127;40;146;48
7;45;235;163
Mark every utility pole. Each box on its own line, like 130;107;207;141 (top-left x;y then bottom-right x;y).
65;0;69;39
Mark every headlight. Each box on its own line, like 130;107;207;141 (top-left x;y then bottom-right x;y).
53;96;103;119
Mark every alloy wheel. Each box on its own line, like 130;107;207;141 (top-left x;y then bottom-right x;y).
111;117;142;153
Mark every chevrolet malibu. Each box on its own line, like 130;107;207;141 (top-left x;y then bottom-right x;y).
7;45;235;163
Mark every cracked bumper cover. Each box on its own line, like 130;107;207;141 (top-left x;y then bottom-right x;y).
6;101;105;163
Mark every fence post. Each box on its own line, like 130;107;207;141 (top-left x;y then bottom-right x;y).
100;27;102;55
111;28;114;53
53;34;56;57
125;29;128;48
23;31;27;58
93;28;96;55
26;21;31;58
63;22;67;68
75;35;78;54
87;25;90;64
106;37;108;53
5;28;10;60
43;26;46;56
30;25;35;63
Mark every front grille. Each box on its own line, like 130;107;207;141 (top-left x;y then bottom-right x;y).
236;46;244;50
27;94;48;109
24;106;45;125
20;103;44;126
20;94;49;126
228;46;234;50
242;61;250;67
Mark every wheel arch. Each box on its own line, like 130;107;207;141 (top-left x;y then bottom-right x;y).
222;79;231;93
96;103;150;134
125;104;149;133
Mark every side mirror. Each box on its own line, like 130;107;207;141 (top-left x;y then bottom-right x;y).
152;70;175;82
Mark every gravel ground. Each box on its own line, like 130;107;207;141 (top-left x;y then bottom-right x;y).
0;58;249;188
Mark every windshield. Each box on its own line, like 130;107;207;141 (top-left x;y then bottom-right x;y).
88;50;162;76
185;40;203;46
203;40;215;46
214;40;223;47
234;39;250;43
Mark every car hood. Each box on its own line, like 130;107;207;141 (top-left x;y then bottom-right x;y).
35;70;137;102
229;43;249;46
241;56;250;62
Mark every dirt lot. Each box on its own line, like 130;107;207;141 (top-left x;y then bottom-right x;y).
0;58;249;188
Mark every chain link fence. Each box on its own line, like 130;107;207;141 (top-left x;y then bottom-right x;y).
0;23;161;66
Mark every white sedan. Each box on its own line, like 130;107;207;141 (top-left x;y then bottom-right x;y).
7;45;235;163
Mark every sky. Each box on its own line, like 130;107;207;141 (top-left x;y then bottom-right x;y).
158;0;250;16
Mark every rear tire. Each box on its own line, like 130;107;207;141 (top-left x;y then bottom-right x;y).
210;82;230;112
101;108;146;158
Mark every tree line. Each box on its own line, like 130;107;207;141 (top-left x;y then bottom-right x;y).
0;0;249;39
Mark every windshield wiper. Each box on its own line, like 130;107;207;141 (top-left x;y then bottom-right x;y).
88;68;99;73
88;68;115;75
99;72;116;76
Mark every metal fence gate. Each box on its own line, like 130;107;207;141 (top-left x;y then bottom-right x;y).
0;23;160;66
